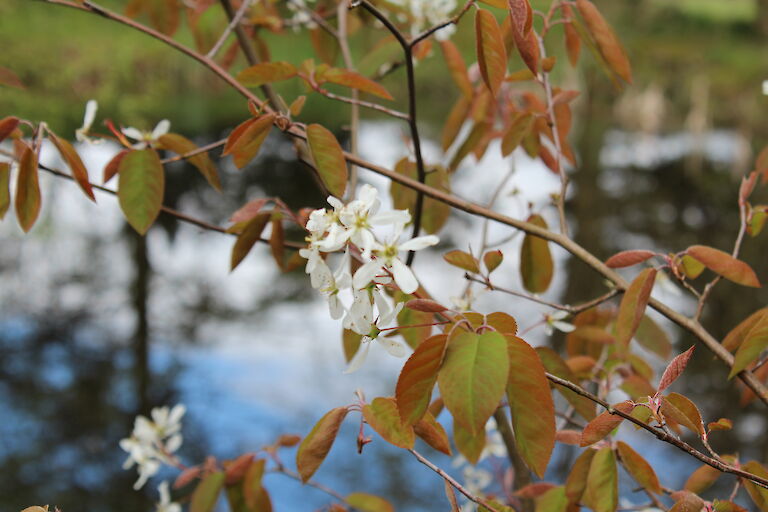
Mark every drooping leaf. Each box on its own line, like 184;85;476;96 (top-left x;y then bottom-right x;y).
615;268;656;350
296;407;349;482
306;124;348;198
684;463;721;495
440;40;473;99
396;334;449;425
0;162;10;220
453;418;486;464
438;331;509;435
117;149;165;235
475;9;507;96
582;446;618;512
635;315;672;359
190;472;225;512
230;212;270;271
442;96;471;151
562;7;581;66
449;120;493;171
730;314;768;379
657;346;695;393
346;493;395;512
741;461;768;511
103;149;129;184
243;458;267;508
580;401;634;446
237;62;298;87
158;133;221;190
506;335;555;477
663;392;704;435
413;411;452;455
15;144;41;233
363;397;415;449
322;68;393;100
565;448;596;504
616;441;661;494
501;112;534;156
686;245;761;288
224;115;274;170
536;346;596;421
443;250;480;274
605;250;655;268
48;132;95;201
445;479;460;512
575;0;631;83
0;116;20;143
520;214;553;293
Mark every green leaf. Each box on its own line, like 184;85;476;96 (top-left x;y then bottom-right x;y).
362;397;415;449
680;254;705;279
343;328;363;363
296;406;349;482
483;250;504;273
507;336;555;477
536;346;596;421
580;401;634;446
475;8;507;96
730;314;768;378
230;212;270;271
158;133;221;191
615;268;656;350
453;417;486;464
413;411;452;455
396;334;449;425
687;245;761;288
486;312;518;336
243;458;267;509
535;486;567;512
583;446;618;512
0;162;10;220
346;493;395;512
15;144;41;233
723;308;768;352
190;472;225;512
48;132;95;201
223;115;274;170
237;62;298;87
396;292;433;349
520;215;554;293
321;68;393;100
662;392;704;435
306;124;348;198
118;149;164;235
616;441;661;494
684;463;721;495
438;331;509;435
741;461;768;511
565;448;596;504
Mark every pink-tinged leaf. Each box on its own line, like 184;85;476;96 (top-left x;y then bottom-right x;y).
413;411;452;455
440;40;473;99
15;144;41;233
158;133;221;191
741;461;768;511
575;0;632;83
583;446;618;512
322;68;394;100
708;418;733;432
565;448;596;504
669;492;706;512
552;90;580;106
740;171;759;205
580;401;635;446
486;312;518;336
723;308;768;352
118;149;164;235
615;268;657;350
506;335;555;477
438;331;509;435
0;116;20;143
405;299;448;314
306;124;348;198
475;9;507;96
571;326;614;344
520;214;554;293
230;212;270;271
514;482;557;498
230;198;270;224
48;132;95;201
190;471;225;512
562;7;581;66
663;392;704;435
536;346;596;421
501;112;534;156
103;150;129;185
363;397;415;449
0;66;24;89
483;250;503;273
616;441;661;494
444;479;460;512
507;0;533;36
346;493;395;512
730;314;768;379
174;465;202;489
0;162;10;220
442;96;471;152
296;407;349;482
396;334;449;426
605;250;655;268
635;315;672;359
236;62;297;87
657;346;695;393
453;418;486;464
443;250;480;274
223;115;274;170
514;26;541;74
686;245;761;288
684;464;721;495
224;453;254;485
554;430;581;446
620;374;655;400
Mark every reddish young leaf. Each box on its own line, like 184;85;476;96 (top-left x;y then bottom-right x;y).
520;214;553;293
536;346;597;421
583;446;618;512
620;374;655;400
616;441;662;494
236;62;297;87
615;268;657;350
413;411;452;455
440;40;473;99
580;401;635;446
708;418;733;432
442;96;471;151
396;292;433;349
605;250;655;268
224;453;255;485
269;216;285;270
346;493;394;512
15;144;41;233
296;407;349;482
453;418;486;464
306;124;348;198
322;68;394;100
148;0;181;36
507;0;533;36
514;482;557;498
555;429;582;446
223;115;274;170
174;465;202;489
103;150;129;185
729;314;768;379
443;250;480;274
565;448;596;504
663;392;704;435
575;0;632;83
635;315;672;359
158;133;221;191
438;331;509;435
48;132;95;201
475;9;508;96
363;397;415;449
486;312;518;336
657;346;695;393
444;479;460;512
562;7;581;66
230;198;271;224
506;335;555;477
190;471;225;512
405;299;448;314
310;26;339;66
230;213;270;271
571;326;614;345
0;162;10;220
514;26;541;74
501;113;534;156
686;245;761;288
0;116;20;143
0;67;24;89
396;334;449;425
684;463;721;495
669;492;706;512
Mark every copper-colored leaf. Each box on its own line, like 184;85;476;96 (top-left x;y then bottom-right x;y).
483;250;503;273
445;479;460;512
103;149;129;185
512;24;540;74
615;268;656;350
296;407;349;482
322;68;394;100
536;346;596;421
453;418;486;464
396;334;449;425
224;115;274;170
635;315;672;359
571;326;614;345
269;216;285;269
346;493;394;512
306;124;348;198
48;132;95;201
190;471;225;512
443;249;480;274
158;133;221;191
148;0;180;36
405;299;448;313
580;401;634;446
669;492;706;512
663;392;704;435
506;335;555;477
741;461;768;511
575;0;632;83
475;9;507;96
0;162;10;220
243;458;266;508
555;430;581;445
224;453;254;485
501;112;534;156
565;448;596;504
684;463;721;495
174;465;202;489
520;214;553;293
708;418;733;432
723;308;768;352
605;250;655;268
562;7;581;66
486;312;518;336
687;245;760;288
230;212;270;271
657;346;695;393
0;67;24;89
0;116;20;143
440;40;473;99
15;144;41;233
236;62;297;87
583;446;618;512
616;441;661;494
442;96;472;151
413;411;452;455
363;397;415;449
230;198;270;224
507;0;533;36
730;314;768;379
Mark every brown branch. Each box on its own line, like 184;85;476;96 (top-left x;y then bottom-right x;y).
160;139;226;164
271;467;359;510
207;0;252;59
408;0;475;48
313;86;409;120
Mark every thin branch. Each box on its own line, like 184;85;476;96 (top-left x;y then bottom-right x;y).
160;139;226;164
408;0;475;49
207;0;252;59
271;467;357;510
312;86;409;120
337;0;360;200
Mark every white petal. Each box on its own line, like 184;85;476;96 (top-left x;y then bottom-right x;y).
389;257;418;294
164;433;183;453
399;234;439;252
328;295;345;319
370;210;410;226
353;260;382;289
168;404;186;425
552;321;576;333
121;127;144;141
152;119;171;139
327;196;344;210
83;99;98;129
343;340;371;373
378;337;406;357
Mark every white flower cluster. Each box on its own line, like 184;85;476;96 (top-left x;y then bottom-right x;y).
389;0;458;40
119;404;186;490
286;0;318;30
300;184;439;372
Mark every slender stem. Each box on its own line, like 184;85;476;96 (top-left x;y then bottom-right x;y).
207;0;251;59
409;0;475;48
312;86;409;120
271;467;357;509
336;0;360;200
160;139;226;164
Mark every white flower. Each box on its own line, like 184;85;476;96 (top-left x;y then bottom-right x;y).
319;249;352;319
344;292;406;373
763;80;768;96
122;119;170;149
155;481;181;512
75;99;101;144
389;0;458;39
544;310;575;336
